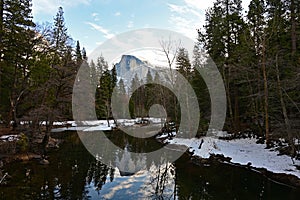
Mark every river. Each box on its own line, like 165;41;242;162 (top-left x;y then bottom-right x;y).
0;130;299;199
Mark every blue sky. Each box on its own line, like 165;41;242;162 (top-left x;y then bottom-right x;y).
32;0;250;55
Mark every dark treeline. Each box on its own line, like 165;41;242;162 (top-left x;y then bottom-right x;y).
0;0;300;151
199;0;300;148
0;2;86;136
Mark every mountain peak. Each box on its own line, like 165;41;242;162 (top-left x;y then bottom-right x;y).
115;55;146;75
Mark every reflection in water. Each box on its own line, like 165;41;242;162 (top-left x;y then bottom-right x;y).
0;131;300;199
146;162;176;199
86;161;176;199
116;147;146;176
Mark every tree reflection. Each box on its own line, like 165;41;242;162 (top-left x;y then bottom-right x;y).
145;162;176;199
85;159;114;191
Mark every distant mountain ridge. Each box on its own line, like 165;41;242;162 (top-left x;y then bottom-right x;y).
115;55;146;75
115;55;167;83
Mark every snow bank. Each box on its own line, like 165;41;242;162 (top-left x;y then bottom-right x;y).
84;124;115;131
167;136;300;179
0;135;19;142
51;118;164;132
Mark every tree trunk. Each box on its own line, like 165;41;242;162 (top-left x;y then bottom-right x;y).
0;0;3;58
246;69;264;135
290;0;297;56
234;86;240;131
0;0;2;115
106;101;110;127
275;52;295;156
262;36;270;147
223;64;234;132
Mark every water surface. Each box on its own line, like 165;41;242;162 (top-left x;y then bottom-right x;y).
1;131;299;199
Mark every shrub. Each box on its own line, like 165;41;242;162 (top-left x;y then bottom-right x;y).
16;133;29;153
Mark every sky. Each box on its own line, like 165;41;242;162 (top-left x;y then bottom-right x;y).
31;0;251;55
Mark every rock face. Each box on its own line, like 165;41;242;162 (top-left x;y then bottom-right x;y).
115;55;145;75
115;55;168;85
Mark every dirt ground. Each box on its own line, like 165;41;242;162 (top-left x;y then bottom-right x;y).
0;125;17;136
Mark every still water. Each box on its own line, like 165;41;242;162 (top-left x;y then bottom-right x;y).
1;131;300;199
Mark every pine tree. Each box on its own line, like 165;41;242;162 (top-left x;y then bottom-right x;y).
113;78;128;119
201;0;245;133
51;6;72;64
90;60;98;87
111;64;117;94
192;34;211;135
37;6;76;132
145;70;154;112
0;0;36;126
95;55;108;119
176;48;191;79
264;0;298;148
129;74;141;118
246;0;266;135
82;47;87;60
175;47;193;133
75;40;82;64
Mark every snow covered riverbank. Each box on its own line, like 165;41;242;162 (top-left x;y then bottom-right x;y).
51;119;300;182
165;136;300;179
51;118;164;132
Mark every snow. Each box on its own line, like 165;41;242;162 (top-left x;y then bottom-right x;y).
51;127;88;132
83;124;115;131
49;118;300;180
51;118;164;132
110;49;176;69
156;131;176;139
0;135;19;142
167;135;300;179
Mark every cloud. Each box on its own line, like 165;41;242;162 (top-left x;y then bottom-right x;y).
32;0;91;16
127;21;134;28
114;12;121;16
91;12;99;17
183;0;213;10
91;12;100;21
86;22;115;39
168;2;206;40
168;0;252;40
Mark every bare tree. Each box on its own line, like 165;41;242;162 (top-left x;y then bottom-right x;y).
160;37;181;124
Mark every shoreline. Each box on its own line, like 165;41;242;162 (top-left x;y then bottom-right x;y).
1;121;300;189
161;136;300;189
190;153;300;189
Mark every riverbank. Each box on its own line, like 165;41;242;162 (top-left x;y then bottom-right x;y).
57;119;300;188
2;120;300;188
163;134;300;188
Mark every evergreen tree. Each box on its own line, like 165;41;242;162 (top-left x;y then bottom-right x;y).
51;6;71;60
246;0;266;134
145;70;154;112
201;0;246;133
90;60;98;87
82;47;87;60
0;0;36;126
129;74;140;118
113;78;128;119
75;40;82;64
176;48;191;79
192;34;211;135
33;6;77;133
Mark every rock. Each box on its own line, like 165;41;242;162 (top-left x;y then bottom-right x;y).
39;159;49;165
119;171;135;176
210;154;232;163
46;137;60;148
